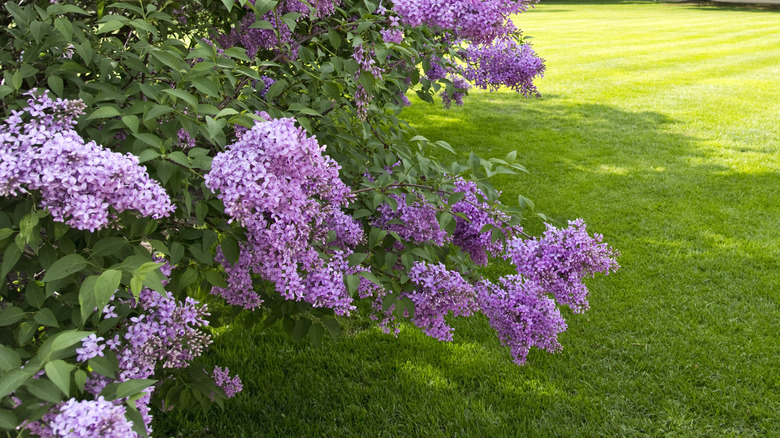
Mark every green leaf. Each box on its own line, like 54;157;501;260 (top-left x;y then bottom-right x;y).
25;376;64;403
0;345;21;372
45;360;74;397
220;237;239;265
358;271;383;287
42;254;87;282
222;0;236;11
115;379;156;399
0;409;18;431
79;275;98;321
47;75;63;97
1;245;21;279
96;18;126;34
191;77;221;97
122;115;140;134
346;274;361;296
0;367;37;399
346;252;368;267
91;237;127;258
37;330;93;363
134;133;164;149
0;307;25;327
33;308;59;328
87;106;121;120
94;269;121;314
292;318;311;342
161;88;199;108
89;356;118;379
144;105;173;122
203;269;227;288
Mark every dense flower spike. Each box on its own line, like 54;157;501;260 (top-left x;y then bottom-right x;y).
392;0;536;43
463;39;546;96
440;75;471;108
450;178;519;265
212;367;244;399
30;397;137;438
406;262;477;341
506;219;620;313
373;194;448;246
205;116;361;315
477;275;567;365
0;90;174;231
83;288;215;434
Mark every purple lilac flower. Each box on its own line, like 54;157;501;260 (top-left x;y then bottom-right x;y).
84;289;213;435
205;116;361;315
477;275;567;365
211;245;263;310
405;262;477;341
28;397;136;438
450;178;519;265
177;128;195;149
0;90;174;231
463;39;545;96
373;193;448;246
392;0;535;43
440;75;471;108
76;334;105;362
506;219;620;313
212;366;243;399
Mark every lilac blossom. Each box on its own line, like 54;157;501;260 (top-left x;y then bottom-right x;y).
76;334;105;362
440;75;471;108
0;90;174;231
405;262;477;341
205;116;361;315
373;194;448;246
212;366;244;399
463;39;545;96
477;275;567;365
392;0;535;43
450;178;519;265
506;219;620;313
84;289;214;435
31;397;137;438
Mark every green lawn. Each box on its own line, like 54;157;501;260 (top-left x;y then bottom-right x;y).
154;1;780;436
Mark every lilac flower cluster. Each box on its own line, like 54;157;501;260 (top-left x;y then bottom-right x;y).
405;262;477;341
83;288;214;434
477;275;567;365
506;219;620;313
380;15;404;43
450;179;519;265
75;334;105;362
392;0;535;43
211;245;263;310
0;90;174;231
177;128;195;149
440;75;471;108
212;366;244;399
29;397;136;438
352;45;383;120
205;116;362;315
373;194;448;246
463;39;545;96
216;0;339;59
217;11;295;59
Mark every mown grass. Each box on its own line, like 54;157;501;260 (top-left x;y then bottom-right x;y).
154;1;779;436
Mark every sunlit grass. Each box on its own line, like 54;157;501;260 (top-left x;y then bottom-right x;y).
154;1;779;436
